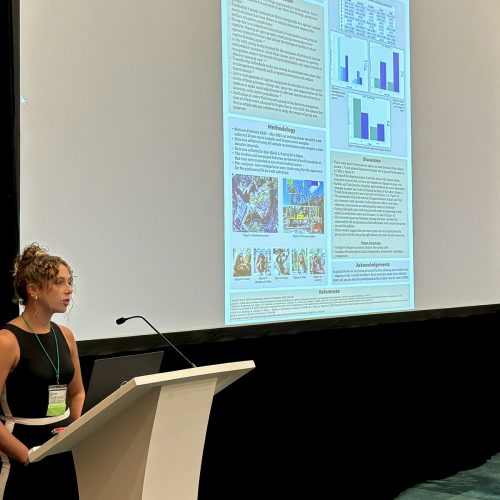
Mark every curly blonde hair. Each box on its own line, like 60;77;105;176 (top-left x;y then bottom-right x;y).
12;243;73;305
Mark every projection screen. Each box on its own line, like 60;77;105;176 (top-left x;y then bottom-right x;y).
18;0;500;341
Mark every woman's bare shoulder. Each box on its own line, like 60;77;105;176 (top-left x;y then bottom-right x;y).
0;328;20;364
0;327;18;345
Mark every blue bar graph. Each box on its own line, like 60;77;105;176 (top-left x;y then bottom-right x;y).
331;32;368;92
349;95;391;148
370;43;404;98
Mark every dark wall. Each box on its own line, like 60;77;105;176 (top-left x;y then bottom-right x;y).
192;310;500;499
0;0;19;327
78;310;500;499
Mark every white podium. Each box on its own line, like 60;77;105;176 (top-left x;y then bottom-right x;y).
29;361;255;500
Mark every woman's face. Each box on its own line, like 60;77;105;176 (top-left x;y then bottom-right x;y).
38;264;73;313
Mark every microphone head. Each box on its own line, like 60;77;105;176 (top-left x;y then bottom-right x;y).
116;317;127;325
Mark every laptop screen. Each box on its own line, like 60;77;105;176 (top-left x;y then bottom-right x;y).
82;351;164;414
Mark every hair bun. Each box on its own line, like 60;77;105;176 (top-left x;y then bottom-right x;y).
24;242;48;258
13;243;48;275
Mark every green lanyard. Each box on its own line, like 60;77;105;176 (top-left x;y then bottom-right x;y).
21;313;60;385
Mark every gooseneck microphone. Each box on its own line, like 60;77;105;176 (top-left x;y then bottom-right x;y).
116;315;197;368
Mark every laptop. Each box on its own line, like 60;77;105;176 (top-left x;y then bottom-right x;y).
82;351;164;414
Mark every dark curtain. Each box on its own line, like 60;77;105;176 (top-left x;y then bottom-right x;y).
0;0;19;325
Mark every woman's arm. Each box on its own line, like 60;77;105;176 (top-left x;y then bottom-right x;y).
0;330;30;464
60;326;85;421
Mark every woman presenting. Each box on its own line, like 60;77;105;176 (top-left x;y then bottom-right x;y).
0;243;84;498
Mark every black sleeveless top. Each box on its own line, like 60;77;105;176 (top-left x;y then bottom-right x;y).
1;323;75;418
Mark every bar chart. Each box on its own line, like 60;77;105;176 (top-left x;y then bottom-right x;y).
330;32;368;92
348;94;391;148
370;43;405;98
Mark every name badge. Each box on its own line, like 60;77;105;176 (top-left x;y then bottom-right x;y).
47;385;67;417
